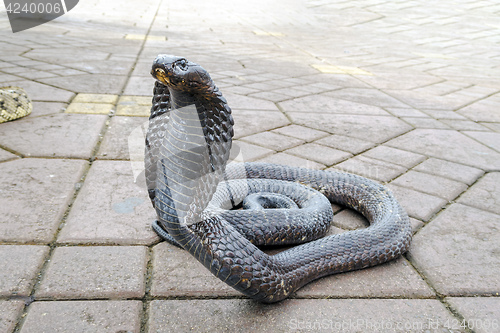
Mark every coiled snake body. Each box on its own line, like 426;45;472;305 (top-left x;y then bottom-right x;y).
0;87;32;123
145;55;412;303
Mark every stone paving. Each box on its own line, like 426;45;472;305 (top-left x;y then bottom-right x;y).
1;0;499;332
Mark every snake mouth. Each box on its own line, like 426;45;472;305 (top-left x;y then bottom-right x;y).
152;67;171;85
151;55;189;87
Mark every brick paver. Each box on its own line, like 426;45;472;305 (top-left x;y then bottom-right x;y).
0;114;107;158
335;156;407;182
36;246;147;299
151;243;239;298
413;158;484;185
1;0;499;331
0;149;17;162
0;246;49;296
458;173;500;215
20;301;142;333
409;204;500;295
392;171;468;201
0;301;24;333
57;161;157;245
148;299;463;333
0;159;87;243
387;129;500;171
97;116;149;160
447;297;500;333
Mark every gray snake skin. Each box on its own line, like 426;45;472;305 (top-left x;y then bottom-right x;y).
145;55;412;303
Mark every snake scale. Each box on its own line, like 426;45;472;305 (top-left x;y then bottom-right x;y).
145;55;412;303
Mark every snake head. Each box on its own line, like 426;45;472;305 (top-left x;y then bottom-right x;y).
151;54;213;92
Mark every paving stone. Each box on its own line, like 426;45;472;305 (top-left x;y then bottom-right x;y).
72;93;119;104
39;74;128;94
232;141;274;162
0;246;49;296
272;87;314;98
387;129;500;171
31;101;66;117
413;81;471;97
401;117;450;129
50;68;87;76
289;113;412;144
20;301;142;333
392;171;467;201
225;93;279;110
0;148;17;162
440;119;491;131
25;49;109;64
240;131;304;151
97;116;148;160
409;204;500;296
115;105;150;116
311;64;372;75
332;209;369;230
65;102;113;114
280;95;389;115
0;159;87;243
0;73;21;83
315;134;374;154
149;299;460;333
447;297;500;333
296;257;434;298
413;158;483;185
116;95;152;116
3;80;75;102
0;300;24;333
481;122;500;133
463;131;500;153
409;217;424;232
123;76;155;96
118;95;152;106
385;108;428;118
58;160;157;245
222;85;260;95
334;156;407;183
325;88;409;108
383;90;465;110
151;242;239;297
458;173;500;215
298;73;372;89
130;61;157;77
421;109;467;120
36;246;147;299
0;113;107;158
362;146;425;168
232;109;290;139
248;91;290;102
358;71;442;90
387;184;447;221
67;59;136;75
271;125;328;142
285;143;351;166
458;95;500;122
257;152;325;170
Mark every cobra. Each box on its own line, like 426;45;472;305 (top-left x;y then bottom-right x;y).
145;54;412;303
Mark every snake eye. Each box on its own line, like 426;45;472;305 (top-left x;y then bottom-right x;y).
155;68;165;75
177;59;188;70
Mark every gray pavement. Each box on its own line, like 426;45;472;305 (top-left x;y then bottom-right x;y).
1;0;499;332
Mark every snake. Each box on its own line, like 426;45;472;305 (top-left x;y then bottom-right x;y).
145;55;412;303
0;86;32;123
